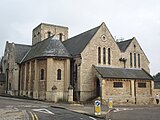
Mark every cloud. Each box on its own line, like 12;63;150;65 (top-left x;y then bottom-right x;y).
0;0;160;75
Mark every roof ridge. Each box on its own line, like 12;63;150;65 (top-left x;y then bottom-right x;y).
63;24;101;56
65;25;100;42
117;38;133;43
117;37;134;52
14;43;31;47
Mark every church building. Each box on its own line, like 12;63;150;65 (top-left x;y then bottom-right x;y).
1;22;153;104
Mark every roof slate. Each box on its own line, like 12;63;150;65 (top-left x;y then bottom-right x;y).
22;37;71;62
63;25;100;56
94;66;153;80
117;39;133;52
14;44;31;63
0;73;5;82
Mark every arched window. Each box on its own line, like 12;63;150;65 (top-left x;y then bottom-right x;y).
98;47;101;64
130;53;133;67
57;69;61;80
134;53;136;68
138;54;140;68
103;47;106;64
59;33;63;41
47;31;51;38
40;69;45;80
108;48;111;65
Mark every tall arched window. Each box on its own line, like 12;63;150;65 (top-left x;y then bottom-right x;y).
40;69;45;80
98;47;101;64
57;69;61;80
59;33;63;41
138;54;140;68
103;47;106;64
108;48;111;65
134;53;136;68
130;53;133;67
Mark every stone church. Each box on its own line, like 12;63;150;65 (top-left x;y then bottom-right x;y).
1;22;153;104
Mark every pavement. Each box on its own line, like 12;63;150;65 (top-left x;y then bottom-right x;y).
0;97;110;119
1;95;159;120
1;100;160;120
51;102;111;119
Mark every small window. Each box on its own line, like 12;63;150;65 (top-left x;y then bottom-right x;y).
40;69;45;80
98;47;101;64
134;45;136;51
57;69;61;80
113;82;123;88
47;31;51;38
138;82;146;88
34;34;36;38
59;33;63;41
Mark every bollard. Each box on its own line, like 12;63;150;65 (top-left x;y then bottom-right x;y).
94;100;101;115
108;98;113;108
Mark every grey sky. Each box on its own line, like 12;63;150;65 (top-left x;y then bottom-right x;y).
0;0;160;75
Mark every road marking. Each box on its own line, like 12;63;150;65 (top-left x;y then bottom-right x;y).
32;108;55;115
30;112;39;120
113;108;133;113
6;105;48;108
30;112;35;120
89;116;97;120
33;112;39;120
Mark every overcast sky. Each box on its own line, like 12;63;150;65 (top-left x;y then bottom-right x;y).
0;0;160;75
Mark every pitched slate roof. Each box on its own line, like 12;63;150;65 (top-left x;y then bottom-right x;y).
63;25;100;56
14;44;31;63
22;36;71;62
117;38;133;52
94;66;153;80
0;73;5;82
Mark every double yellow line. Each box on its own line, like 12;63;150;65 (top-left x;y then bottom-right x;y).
30;112;38;120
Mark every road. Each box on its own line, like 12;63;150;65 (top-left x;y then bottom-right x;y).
0;96;102;120
106;106;160;120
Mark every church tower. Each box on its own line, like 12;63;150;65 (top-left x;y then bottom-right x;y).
32;23;68;45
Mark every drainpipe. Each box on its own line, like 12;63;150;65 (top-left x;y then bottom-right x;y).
134;80;137;104
119;58;127;68
18;65;21;96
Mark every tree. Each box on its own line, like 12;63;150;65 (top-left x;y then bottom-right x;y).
153;72;160;81
153;72;160;89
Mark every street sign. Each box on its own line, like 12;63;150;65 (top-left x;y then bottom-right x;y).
94;100;101;115
108;98;113;108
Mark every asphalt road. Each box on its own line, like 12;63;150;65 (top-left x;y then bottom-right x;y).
0;96;102;120
106;106;160;120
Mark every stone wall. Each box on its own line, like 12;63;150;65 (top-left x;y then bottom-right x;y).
2;42;19;96
122;38;150;73
32;23;68;45
79;23;122;101
102;79;153;105
74;23;150;102
46;58;70;102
